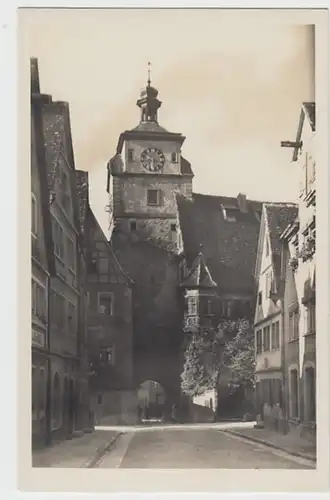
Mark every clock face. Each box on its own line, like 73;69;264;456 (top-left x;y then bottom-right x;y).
141;148;165;172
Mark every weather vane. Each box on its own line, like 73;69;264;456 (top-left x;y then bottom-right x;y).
147;61;151;86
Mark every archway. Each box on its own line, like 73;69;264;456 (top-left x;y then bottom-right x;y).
138;380;166;422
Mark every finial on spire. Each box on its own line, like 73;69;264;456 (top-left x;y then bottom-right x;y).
147;61;151;86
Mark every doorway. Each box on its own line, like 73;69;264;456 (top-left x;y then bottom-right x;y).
138;380;166;422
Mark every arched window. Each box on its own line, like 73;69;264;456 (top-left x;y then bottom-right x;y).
52;373;61;429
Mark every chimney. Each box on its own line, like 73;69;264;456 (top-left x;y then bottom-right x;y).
237;193;248;213
30;58;40;94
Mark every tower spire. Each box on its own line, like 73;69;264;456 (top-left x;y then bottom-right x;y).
136;63;162;123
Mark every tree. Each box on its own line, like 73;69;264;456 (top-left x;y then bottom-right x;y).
222;319;256;390
180;318;255;397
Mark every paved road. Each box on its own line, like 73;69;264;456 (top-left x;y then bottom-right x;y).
95;427;315;469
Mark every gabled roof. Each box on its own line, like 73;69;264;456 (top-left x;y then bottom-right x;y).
30;58;56;276
177;192;265;295
303;102;315;132
180;251;217;289
75;170;133;285
292;101;316;162
42;99;82;247
263;203;299;289
75;170;89;235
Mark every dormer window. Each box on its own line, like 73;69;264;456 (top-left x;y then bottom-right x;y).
221;205;236;222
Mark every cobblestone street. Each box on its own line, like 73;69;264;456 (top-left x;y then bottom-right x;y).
94;424;315;469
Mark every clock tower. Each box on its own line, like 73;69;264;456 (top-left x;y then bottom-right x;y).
107;68;194;251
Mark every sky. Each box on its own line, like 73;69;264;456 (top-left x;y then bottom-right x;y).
22;9;315;234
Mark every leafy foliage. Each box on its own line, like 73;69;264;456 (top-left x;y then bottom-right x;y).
181;318;255;397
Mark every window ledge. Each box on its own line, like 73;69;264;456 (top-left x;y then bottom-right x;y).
288;337;299;343
304;330;316;337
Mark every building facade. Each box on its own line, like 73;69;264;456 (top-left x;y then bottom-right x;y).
76;171;137;425
253;203;298;424
280;102;316;442
31;59;55;447
41;93;88;441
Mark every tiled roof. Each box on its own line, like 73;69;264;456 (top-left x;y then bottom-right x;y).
303;101;315;132
130;121;169;133
42;104;63;203
177;192;264;295
30;58;55;275
180;156;193;175
264;203;299;285
75;170;133;284
181;251;217;288
75;170;89;235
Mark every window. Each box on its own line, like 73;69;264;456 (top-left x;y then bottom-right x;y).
171;223;177;232
130;221;137;232
258;292;262;305
147;189;160;206
266;237;269;256
98;292;113;315
222;206;236;222
187;296;197;315
97;394;103;405
99;347;114;365
263;326;270;351
31;194;37;236
52;217;64;259
32;279;46;321
266;272;273;297
66;238;75;270
171;152;178;163
206;299;212;315
289;311;299;340
271;321;280;350
256;330;262;354
307;303;316;334
128;149;134;161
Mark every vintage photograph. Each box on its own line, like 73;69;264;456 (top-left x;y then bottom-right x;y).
23;8;320;477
